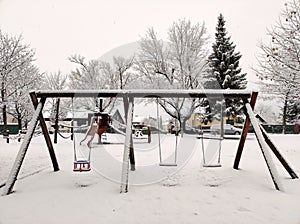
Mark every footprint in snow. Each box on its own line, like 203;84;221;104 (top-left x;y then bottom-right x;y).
237;207;251;212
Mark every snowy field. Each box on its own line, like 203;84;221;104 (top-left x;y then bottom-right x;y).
0;132;300;224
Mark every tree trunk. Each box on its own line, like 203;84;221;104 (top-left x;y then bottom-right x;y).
181;117;188;136
98;98;103;144
54;98;60;144
17;112;22;130
15;103;22;130
120;69;123;89
24;119;28;129
1;87;8;136
282;96;288;134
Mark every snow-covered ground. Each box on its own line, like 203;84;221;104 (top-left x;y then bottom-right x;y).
0;132;300;224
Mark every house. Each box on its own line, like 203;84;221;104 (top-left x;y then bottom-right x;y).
188;112;244;129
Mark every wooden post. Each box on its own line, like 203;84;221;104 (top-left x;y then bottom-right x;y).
3;130;9;143
245;103;283;190
100;98;103;112
147;126;151;143
120;97;134;193
259;125;298;179
123;96;135;171
30;92;59;172
2;100;44;195
70;120;74;141
233;91;258;169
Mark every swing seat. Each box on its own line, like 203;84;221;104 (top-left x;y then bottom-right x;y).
159;163;177;167
198;135;223;140
203;163;222;168
73;160;91;172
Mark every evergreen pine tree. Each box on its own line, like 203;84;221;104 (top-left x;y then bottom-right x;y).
206;14;247;119
286;96;300;124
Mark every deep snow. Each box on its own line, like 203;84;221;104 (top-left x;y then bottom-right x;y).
0;132;300;224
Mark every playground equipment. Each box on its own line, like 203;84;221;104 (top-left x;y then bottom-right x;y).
199;101;224;167
72;117;94;172
1;89;298;196
199;131;223;167
156;98;178;167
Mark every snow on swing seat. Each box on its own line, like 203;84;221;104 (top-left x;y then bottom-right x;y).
159;163;177;167
73;160;91;172
202;163;222;168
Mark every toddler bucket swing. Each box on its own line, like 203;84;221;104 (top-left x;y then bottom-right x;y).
71;98;93;172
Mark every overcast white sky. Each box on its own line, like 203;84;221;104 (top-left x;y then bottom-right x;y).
0;0;286;85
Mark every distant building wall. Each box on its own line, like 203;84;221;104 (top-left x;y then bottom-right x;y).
189;113;244;128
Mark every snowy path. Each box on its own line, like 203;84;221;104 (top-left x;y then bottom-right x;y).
0;133;300;224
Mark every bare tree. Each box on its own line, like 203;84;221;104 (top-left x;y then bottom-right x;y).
44;70;68;91
68;54;134;112
43;71;69;120
254;0;300;133
69;55;111;111
42;71;69;143
0;30;36;134
113;56;134;89
135;19;209;131
8;63;42;129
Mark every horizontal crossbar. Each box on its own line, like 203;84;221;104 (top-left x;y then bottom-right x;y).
33;89;254;99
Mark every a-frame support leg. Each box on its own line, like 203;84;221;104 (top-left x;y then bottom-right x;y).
244;103;283;190
123;96;135;171
2;99;45;196
233;92;258;169
120;97;134;193
259;125;298;179
30;92;59;172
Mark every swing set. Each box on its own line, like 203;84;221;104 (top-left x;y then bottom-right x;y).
1;89;298;195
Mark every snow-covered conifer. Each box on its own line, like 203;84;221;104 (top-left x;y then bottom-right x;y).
207;14;247;90
206;14;247;119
